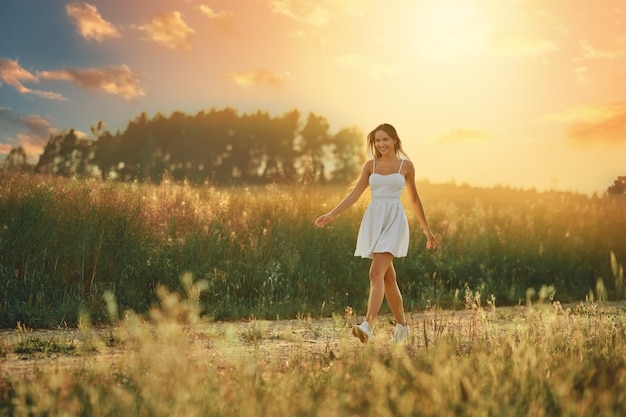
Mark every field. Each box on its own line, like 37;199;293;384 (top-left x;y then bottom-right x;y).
1;173;624;327
1;291;625;416
1;173;625;415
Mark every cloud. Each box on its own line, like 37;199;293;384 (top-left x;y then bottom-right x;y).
335;53;399;79
136;11;194;51
270;0;381;24
0;111;52;139
537;103;626;144
224;69;291;88
268;0;381;40
1;59;141;102
0;59;36;92
38;65;145;101
437;129;494;144
413;28;556;63
0;58;66;100
0;107;56;156
198;4;235;34
577;39;625;61
198;5;233;20
573;66;588;84
270;0;330;28
489;34;557;58
66;2;120;42
13;132;50;158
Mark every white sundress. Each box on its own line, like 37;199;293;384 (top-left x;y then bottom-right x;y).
354;159;410;259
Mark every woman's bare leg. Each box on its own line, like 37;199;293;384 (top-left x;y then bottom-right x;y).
383;262;407;326
364;252;394;326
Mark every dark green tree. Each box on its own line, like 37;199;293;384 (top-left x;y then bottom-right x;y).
298;112;330;183
328;127;364;183
608;176;626;196
0;146;33;173
260;109;300;181
31;107;365;185
92;130;122;180
115;112;154;181
34;129;93;176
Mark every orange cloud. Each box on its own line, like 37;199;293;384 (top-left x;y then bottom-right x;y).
269;0;375;40
21;114;54;138
567;109;626;144
437;129;493;144
15;132;49;158
224;69;291;88
198;4;235;34
270;0;330;28
0;58;66;100
0;108;56;156
136;11;194;51
66;2;120;42
38;65;145;101
538;103;626;144
198;5;233;20
574;66;589;84
578;39;625;60
489;34;557;58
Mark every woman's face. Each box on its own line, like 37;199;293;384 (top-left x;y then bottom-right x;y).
374;129;395;156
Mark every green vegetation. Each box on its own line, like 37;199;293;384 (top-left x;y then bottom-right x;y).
607;176;626;195
2;108;364;184
0;286;624;416
1;173;624;328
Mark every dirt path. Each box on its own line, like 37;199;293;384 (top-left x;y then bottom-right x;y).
1;301;624;379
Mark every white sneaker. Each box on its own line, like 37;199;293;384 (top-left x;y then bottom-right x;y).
352;321;373;343
391;324;409;343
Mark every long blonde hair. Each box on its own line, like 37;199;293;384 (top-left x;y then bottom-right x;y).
367;123;410;159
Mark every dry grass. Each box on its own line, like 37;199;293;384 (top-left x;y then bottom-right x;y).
1;285;625;416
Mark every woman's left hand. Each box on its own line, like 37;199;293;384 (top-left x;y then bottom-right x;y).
426;233;437;250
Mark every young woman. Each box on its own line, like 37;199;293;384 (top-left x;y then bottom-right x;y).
315;123;437;343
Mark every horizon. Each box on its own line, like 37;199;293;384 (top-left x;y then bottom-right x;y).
1;0;625;195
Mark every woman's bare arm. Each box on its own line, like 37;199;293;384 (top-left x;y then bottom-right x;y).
403;160;437;250
314;160;372;228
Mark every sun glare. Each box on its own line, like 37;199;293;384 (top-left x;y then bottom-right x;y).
428;2;474;31
410;1;488;62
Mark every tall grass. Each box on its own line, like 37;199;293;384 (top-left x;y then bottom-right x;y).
0;286;624;416
0;173;624;327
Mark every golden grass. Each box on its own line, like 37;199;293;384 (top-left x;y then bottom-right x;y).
1;283;625;416
1;173;626;415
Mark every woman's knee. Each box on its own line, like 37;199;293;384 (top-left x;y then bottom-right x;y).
383;265;396;284
383;273;396;285
370;253;393;282
368;269;385;283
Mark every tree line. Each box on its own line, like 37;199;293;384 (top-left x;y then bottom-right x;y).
1;108;365;184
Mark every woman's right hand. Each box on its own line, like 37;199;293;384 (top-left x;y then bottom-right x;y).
315;213;333;228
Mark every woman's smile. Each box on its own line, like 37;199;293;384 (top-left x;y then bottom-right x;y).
374;131;395;156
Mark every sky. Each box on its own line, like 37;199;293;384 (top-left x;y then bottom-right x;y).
1;0;625;195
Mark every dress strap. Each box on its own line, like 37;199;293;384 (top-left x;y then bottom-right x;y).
398;159;404;173
372;158;376;174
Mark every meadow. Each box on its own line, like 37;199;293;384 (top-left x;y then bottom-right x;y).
0;173;624;327
0;284;625;416
1;173;626;415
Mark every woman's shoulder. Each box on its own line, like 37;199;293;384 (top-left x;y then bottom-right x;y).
401;158;415;171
